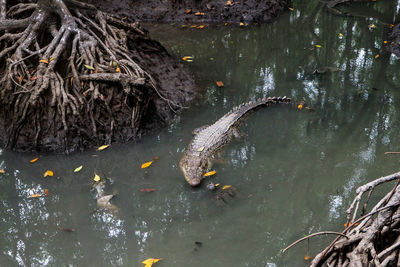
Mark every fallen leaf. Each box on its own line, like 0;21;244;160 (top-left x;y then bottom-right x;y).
81;81;84;88
142;258;163;267
239;22;244;26
369;24;376;28
190;25;197;28
44;170;54;177
222;185;232;190
18;75;23;85
116;67;121;73
140;188;156;192
74;165;83;173
49;57;55;62
30;76;37;81
375;54;380;59
197;25;205;29
185;9;192;14
215;183;220;186
39;59;49;64
384;40;388;44
30;157;39;163
194;12;205;16
59;227;75;232
153;156;160;161
338;33;343;38
94;173;100;182
197;146;205;152
83;64;95;70
203;170;216;177
97;144;109;151
315;44;322;48
304;255;312;261
28;193;42;198
224;22;228;26
344;222;359;227
297;104;303;110
226;0;233;6
0;169;5;174
182;56;194;62
70;77;73;86
216;81;224;87
390;24;394;29
289;7;294;11
44;189;49;196
141;161;153;169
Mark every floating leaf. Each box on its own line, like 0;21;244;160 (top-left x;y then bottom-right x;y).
216;81;224;87
203;170;216;177
142;258;163;267
190;25;197;28
215;183;220;187
39;59;49;64
194;12;205;16
93;173;100;182
384;40;388;44
185;9;192;14
369;24;376;29
59;227;75;232
84;64;95;70
0;169;5;174
30;157;39;163
197;25;205;29
28;193;42;198
140;188;156;192
44;170;54;177
44;189;49;196
222;185;232;190
224;22;228;26
315;44;322;48
74;165;83;173
375;54;380;59
97;144;109;151
304;255;312;261
239;22;244;26
288;7;294;11
182;56;194;62
297;104;303;110
197;146;205;152
141;161;153;169
153;156;160;161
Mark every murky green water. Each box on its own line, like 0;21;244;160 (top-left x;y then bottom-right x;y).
2;1;400;266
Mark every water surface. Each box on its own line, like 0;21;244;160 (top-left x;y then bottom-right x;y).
2;1;400;266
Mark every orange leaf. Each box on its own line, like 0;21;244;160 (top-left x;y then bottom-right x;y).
297;104;303;110
289;7;294;11
30;76;37;81
216;81;224;87
226;0;233;6
197;25;205;29
39;59;49;64
30;157;39;163
304;255;312;261
390;24;395;29
44;170;54;177
185;9;192;14
141;161;153;169
384;40;388;44
0;169;5;174
18;75;23;85
97;144;109;151
239;22;244;26
28;194;42;198
44;189;49;196
203;170;216;177
116;67;121;73
375;54;380;59
222;185;231;190
194;12;205;16
140;188;156;192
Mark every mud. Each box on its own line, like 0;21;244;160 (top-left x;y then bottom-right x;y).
87;0;291;24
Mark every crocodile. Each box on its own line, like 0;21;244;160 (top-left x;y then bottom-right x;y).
179;96;297;186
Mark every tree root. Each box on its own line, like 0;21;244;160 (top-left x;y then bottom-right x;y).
291;171;400;267
0;0;184;152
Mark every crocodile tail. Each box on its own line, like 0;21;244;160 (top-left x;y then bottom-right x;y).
231;96;292;120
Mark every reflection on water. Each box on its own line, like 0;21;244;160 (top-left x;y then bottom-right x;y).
1;1;400;266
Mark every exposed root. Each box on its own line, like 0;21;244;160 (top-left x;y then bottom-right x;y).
0;0;184;152
292;171;400;267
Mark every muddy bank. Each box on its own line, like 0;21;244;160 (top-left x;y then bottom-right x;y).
87;0;291;24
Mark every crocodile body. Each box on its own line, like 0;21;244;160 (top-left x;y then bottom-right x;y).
179;96;293;186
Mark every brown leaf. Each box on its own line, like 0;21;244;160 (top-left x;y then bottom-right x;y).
140;188;156;192
59;227;75;232
18;75;23;85
185;9;192;14
216;81;224;87
153;156;160;161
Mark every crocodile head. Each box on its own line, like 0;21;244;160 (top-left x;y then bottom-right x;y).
179;154;209;186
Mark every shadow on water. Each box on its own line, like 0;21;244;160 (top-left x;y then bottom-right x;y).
1;0;400;266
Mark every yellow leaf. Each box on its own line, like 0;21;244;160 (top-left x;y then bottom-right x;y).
49;57;55;62
74;165;83;173
203;170;216;177
116;67;121;73
215;183;220;186
39;59;49;64
197;146;205;152
315;44;322;48
239;22;244;26
338;33;343;38
28;194;42;198
224;22;228;26
222;185;231;190
84;64;95;70
375;54;380;59
384;40;388;44
289;7;294;11
43;170;54;177
30;157;39;163
141;161;153;169
182;56;194;62
97;145;109;151
369;24;376;28
70;77;74;86
94;173;100;182
390;24;394;29
216;81;224;87
297;104;303;110
0;169;5;174
197;25;205;29
142;258;163;266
